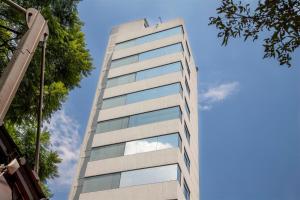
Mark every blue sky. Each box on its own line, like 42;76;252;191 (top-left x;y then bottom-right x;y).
48;0;300;199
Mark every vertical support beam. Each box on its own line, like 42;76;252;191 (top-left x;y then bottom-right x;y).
34;37;47;174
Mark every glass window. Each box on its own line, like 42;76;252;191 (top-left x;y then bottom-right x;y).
96;107;181;134
90;143;125;161
184;149;190;172
90;133;181;161
177;165;182;184
184;123;191;144
115;26;183;50
139;43;183;61
102;83;182;109
136;62;182;81
185;58;191;78
82;173;121;193
184;99;190;119
82;164;181;193
183;179;191;200
125;137;157;155
96;117;129;133
129;107;181;127
106;73;136;88
110;55;138;68
120;164;179;187
110;43;183;68
101;95;126;109
106;62;182;88
126;83;182;104
115;39;137;50
157;134;179;150
185;78;190;96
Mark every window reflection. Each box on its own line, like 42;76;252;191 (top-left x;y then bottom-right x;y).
96;117;129;133
90;143;125;161
129;106;181;127
111;54;138;68
115;26;183;50
106;73;136;88
110;43;183;68
96;107;181;134
82;173;121;193
102;83;182;109
119;164;179;187
106;62;182;88
125;137;157;155
82;164;181;193
139;43;183;61
90;133;181;161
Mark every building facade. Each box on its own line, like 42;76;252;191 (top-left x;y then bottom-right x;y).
69;18;199;200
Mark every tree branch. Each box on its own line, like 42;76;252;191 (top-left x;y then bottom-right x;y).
0;24;21;35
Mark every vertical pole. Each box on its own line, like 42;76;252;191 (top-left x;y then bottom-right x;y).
34;35;47;174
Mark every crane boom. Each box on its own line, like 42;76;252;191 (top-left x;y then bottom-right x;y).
0;1;49;199
0;8;48;125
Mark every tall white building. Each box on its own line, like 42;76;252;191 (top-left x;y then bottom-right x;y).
69;18;199;200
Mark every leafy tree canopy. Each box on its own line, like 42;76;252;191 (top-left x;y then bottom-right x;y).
209;0;300;67
0;0;92;196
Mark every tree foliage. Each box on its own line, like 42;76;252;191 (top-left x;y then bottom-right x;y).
0;0;92;196
209;0;300;67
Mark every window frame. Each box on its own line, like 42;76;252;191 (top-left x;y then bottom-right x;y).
106;61;183;88
184;148;191;172
183;179;191;200
90;133;182;161
185;40;191;58
185;78;190;97
184;99;190;119
96;106;182;134
102;82;183;109
82;164;182;193
185;58;191;78
115;26;184;49
110;42;184;68
184;122;191;145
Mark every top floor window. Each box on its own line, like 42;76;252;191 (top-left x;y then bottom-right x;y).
115;26;183;50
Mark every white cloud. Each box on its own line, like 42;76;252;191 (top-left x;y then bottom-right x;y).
44;109;81;187
200;81;240;111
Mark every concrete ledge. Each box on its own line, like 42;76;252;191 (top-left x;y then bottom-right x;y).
79;181;179;200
